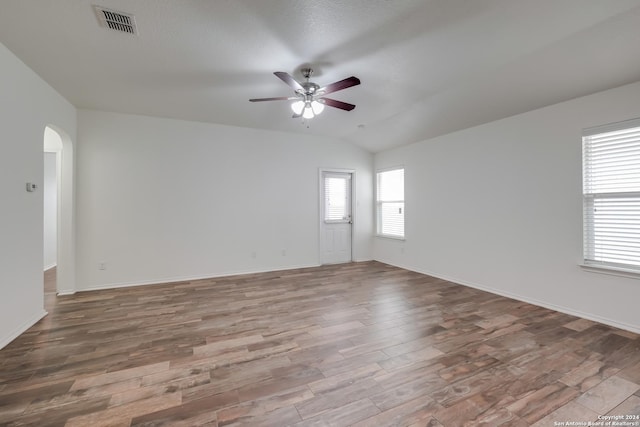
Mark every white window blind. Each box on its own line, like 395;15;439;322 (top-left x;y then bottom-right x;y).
324;176;349;221
583;119;640;271
377;168;404;238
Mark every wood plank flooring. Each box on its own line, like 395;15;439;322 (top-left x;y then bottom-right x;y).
1;261;640;426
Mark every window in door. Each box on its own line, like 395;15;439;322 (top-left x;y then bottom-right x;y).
324;174;351;222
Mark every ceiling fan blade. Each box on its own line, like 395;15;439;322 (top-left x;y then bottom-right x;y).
274;72;304;92
321;97;356;111
319;76;360;95
249;96;296;102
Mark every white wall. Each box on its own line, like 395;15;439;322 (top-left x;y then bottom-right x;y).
0;42;76;349
43;152;57;269
374;81;640;333
76;110;373;290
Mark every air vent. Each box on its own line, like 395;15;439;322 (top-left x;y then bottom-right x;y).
94;6;137;35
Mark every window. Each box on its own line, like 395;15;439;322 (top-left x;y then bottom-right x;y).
377;168;404;238
583;119;640;272
324;174;351;222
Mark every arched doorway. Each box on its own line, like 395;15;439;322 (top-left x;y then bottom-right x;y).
43;127;62;297
43;125;75;295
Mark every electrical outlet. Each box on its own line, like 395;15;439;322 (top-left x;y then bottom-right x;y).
98;262;106;270
251;252;257;259
281;249;286;256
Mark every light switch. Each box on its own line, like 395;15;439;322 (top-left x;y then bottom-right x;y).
26;182;37;192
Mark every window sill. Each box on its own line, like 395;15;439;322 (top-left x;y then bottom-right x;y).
579;263;640;280
376;234;405;241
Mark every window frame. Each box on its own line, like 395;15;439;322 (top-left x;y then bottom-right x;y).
323;172;352;224
376;166;405;240
582;117;640;277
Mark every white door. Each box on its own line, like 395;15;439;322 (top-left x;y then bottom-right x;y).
320;171;353;264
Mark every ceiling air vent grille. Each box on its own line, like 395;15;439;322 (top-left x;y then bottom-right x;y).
94;6;137;35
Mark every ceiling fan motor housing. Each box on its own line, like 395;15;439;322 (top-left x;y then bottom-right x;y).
298;68;321;97
300;81;320;96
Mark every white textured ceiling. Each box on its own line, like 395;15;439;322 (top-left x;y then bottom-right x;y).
2;0;640;152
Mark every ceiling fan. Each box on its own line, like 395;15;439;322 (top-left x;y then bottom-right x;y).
249;68;360;119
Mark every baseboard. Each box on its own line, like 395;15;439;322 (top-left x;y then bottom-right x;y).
352;257;374;263
0;310;48;350
379;260;640;335
78;263;322;293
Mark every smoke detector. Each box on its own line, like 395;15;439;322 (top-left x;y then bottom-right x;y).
94;5;138;35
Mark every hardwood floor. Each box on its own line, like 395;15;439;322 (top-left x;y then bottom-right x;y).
1;261;640;426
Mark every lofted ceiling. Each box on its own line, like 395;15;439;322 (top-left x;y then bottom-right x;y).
1;0;640;152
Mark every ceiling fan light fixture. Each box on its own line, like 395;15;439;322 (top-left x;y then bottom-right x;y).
302;103;315;119
311;100;325;115
291;100;305;115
